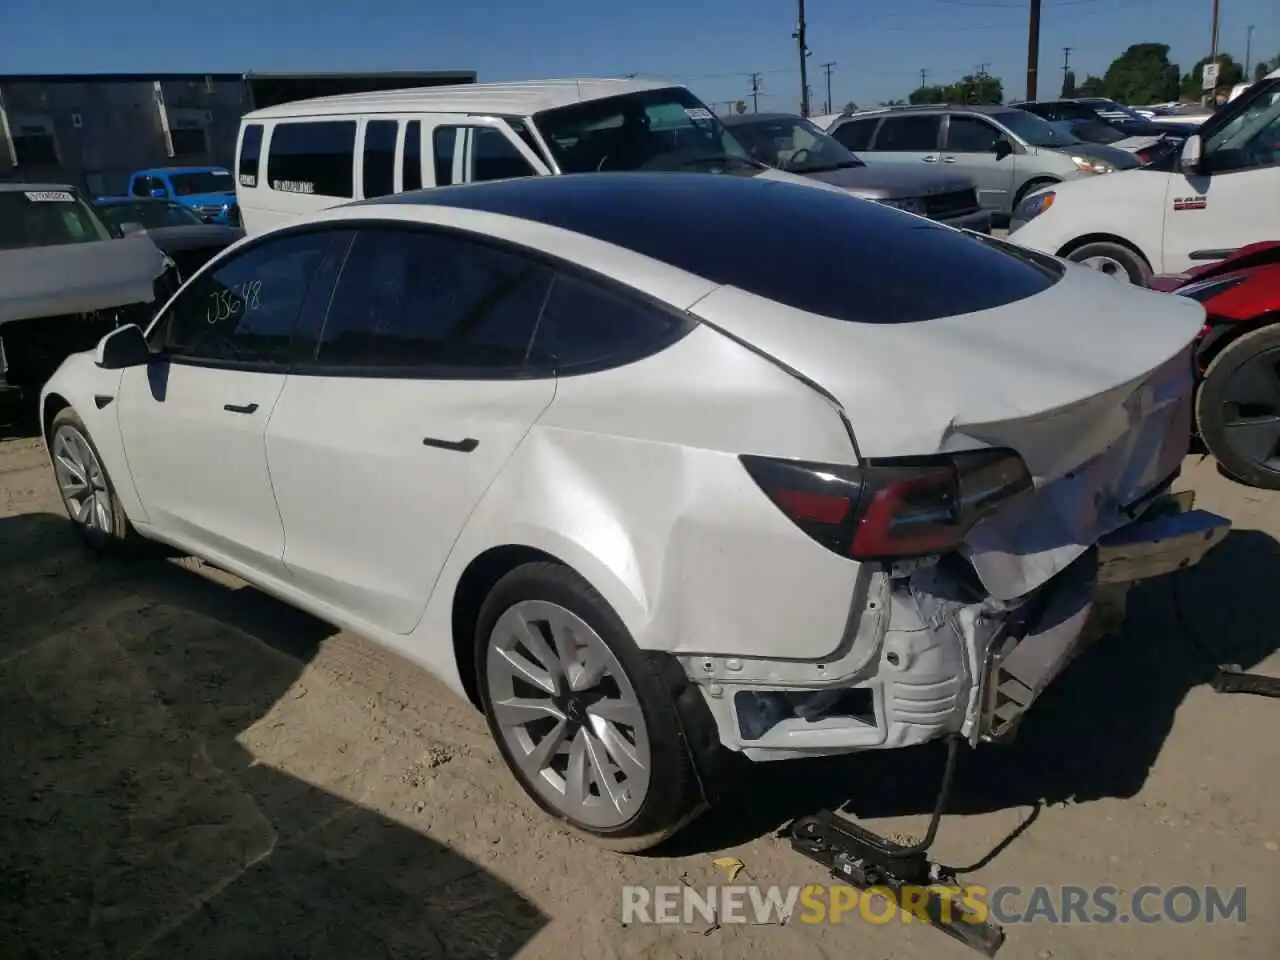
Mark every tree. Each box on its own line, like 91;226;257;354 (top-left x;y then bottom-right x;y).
842;101;860;113
1101;43;1180;104
910;73;1003;105
1182;53;1244;99
1060;69;1077;98
734;100;747;114
1077;74;1105;96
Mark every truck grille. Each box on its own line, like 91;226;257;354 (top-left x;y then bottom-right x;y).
925;188;980;220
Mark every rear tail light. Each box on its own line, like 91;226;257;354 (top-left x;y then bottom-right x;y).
1136;149;1152;164
740;449;1033;561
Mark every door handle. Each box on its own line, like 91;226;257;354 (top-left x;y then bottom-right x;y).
940;155;958;162
223;402;259;414
422;436;479;453
922;155;939;162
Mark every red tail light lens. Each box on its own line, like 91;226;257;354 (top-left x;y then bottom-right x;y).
740;449;1033;561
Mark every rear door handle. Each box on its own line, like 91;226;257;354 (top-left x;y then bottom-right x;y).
223;402;259;414
940;155;957;162
922;155;939;162
422;436;478;453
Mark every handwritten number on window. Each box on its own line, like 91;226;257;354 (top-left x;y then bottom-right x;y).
205;280;263;325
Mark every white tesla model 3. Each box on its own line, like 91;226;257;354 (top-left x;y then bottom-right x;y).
40;172;1229;850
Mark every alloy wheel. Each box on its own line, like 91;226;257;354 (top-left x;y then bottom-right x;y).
485;599;651;830
51;425;114;537
1079;254;1132;282
1219;344;1280;474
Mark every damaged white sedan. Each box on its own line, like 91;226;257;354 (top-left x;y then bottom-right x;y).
39;172;1229;851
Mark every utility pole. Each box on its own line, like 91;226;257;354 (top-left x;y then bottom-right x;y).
794;0;811;116
1061;46;1072;94
1026;0;1042;100
749;71;762;113
820;61;836;114
1207;0;1221;106
1245;25;1255;78
919;68;929;89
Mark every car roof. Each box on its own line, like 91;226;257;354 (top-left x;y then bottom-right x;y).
303;172;1056;325
0;181;77;193
243;77;678;121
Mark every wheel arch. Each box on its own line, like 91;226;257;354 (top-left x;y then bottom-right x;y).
1013;175;1060;207
1198;311;1280;376
1056;232;1155;272
41;392;72;446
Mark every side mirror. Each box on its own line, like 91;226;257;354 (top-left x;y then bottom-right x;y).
1180;134;1204;174
992;138;1015;160
150;187;167;199
118;221;147;237
95;324;152;370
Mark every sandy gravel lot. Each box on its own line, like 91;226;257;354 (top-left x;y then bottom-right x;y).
1;433;1277;960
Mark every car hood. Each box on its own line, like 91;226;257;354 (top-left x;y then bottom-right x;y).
1056;141;1142;169
793;164;973;199
0;236;169;325
143;223;244;252
692;257;1204;598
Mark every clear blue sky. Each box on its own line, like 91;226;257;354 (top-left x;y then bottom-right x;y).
0;0;1276;110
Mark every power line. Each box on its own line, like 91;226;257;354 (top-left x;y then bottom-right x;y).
820;61;836;113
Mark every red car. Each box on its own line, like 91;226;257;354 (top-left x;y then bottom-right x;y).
1149;241;1280;489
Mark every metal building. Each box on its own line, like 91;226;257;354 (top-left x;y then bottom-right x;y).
0;70;476;196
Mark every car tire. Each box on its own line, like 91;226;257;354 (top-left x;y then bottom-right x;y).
1064;241;1152;284
1195;323;1280;490
48;408;145;552
474;561;706;851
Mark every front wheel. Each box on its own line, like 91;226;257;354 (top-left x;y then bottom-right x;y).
475;561;705;851
1065;241;1151;284
1196;323;1280;489
48;408;144;551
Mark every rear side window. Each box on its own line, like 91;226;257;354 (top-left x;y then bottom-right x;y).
530;272;686;371
831;119;875;151
874;115;941;151
402;120;422;191
239;124;263;187
362;119;398;198
314;227;553;369
266;120;357;199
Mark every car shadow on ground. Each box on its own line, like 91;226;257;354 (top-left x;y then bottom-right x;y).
0;512;547;960
667;526;1280;856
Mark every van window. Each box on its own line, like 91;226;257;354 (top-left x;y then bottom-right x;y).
362;119;398;198
239;124;263;187
402;120;422;191
874;115;941;151
831;119;876;151
433;126;538;185
266;120;357;199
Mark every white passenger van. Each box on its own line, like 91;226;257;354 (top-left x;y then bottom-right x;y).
234;77;988;236
1009;67;1280;282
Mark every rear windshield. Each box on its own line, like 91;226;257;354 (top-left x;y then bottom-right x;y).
0;190;112;250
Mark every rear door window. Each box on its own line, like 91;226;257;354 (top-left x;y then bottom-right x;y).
266;120;357;199
361;119;398;198
402;120;423;191
432;126;537;186
831;119;876;151
239;124;264;187
873;115;941;151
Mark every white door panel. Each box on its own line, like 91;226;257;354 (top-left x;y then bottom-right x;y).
118;364;289;573
266;377;555;634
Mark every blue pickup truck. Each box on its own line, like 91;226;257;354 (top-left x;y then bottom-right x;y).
111;166;240;226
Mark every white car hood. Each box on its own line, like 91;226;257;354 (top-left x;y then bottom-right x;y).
693;259;1205;598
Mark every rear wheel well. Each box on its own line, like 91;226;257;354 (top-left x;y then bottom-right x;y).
1199;311;1280;372
451;544;562;709
1056;233;1153;272
41;393;70;444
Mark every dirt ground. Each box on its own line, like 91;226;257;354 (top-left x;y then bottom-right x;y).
2;434;1277;960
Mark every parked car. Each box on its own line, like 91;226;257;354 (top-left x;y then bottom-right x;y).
824;104;1139;217
719;112;988;230
1149;241;1280;489
125;167;240;226
1045;118;1159;155
0;183;178;427
1075;96;1205;136
94;197;244;280
40;172;1229;848
1014;98;1180;149
232;78;978;236
1009;69;1280;283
